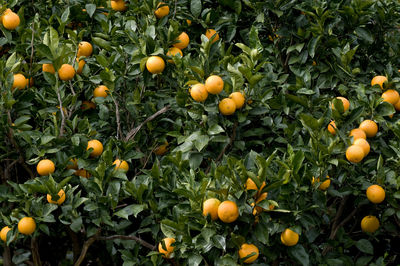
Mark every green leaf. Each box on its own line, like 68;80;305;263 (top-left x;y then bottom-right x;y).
356;239;373;255
61;7;70;23
188;255;203;266
288;245;309;266
376;102;395;116
114;204;147;220
85;4;96;18
194;135;209;151
208;124;225;135
191;0;202;17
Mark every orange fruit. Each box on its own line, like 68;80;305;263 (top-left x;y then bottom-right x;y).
331;96;350;112
113;159;129;172
349;128;366;142
245;178;266;192
394;99;400;111
255;192;268;204
154;2;169;19
74;169;91;178
219;98;236;115
94;85;109;98
76;58;85;74
58;64;75;81
327;121;336;135
86;139;103;157
111;0;127;11
146;56;165;74
361;215;379;233
66;158;78;170
359;120;378;138
281;228;299;246
371;75;387;90
0;226;11;242
205;75;224;94
81;100;96;110
42;64;56;74
217;200;239;223
166;47;183;63
345;145;364;163
18;217;36;235
238;243;259;264
2;9;20;30
47;189;66;205
158;237;175;258
312;176;331;191
37;159;55;176
229;92;245;109
203;198;221;220
12;73;28;90
154;143;169;155
173;32;189;50
190;83;208;102
353;138;370;156
381;89;399;105
205;29;220;43
186;19;192;26
77;41;93;57
366;185;385;204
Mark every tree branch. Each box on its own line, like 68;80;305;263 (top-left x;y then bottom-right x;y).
56;85;66;137
111;95;122;139
74;230;101;266
98;235;156;251
3;246;13;266
31;237;41;266
67;226;81;263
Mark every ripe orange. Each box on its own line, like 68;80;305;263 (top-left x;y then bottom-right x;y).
76;58;85;74
113;159;129;172
327;121;336;135
154;142;169;155
205;29;220;43
238;243;259;264
361;215;379;233
74;169;91;178
81;100;96;110
12;73;28;90
349;128;366;142
58;64;75;81
87;139;103;157
173;32;190;50
202;198;221;220
394;99;400;111
77;41;93;57
366;185;385;204
18;217;36;235
245;178;266;191
255;192;268;203
94;85;110;98
371;75;387;89
37;159;55;176
353;138;370;156
146;56;165;74
158;237;175;258
186;19;192;26
2;9;20;30
219;98;236;115
66;158;78;170
190;83;208;102
345;145;364;163
42;64;56;74
331;96;350;112
154;2;169;19
217;200;239;223
0;226;11;242
111;0;127;11
205;75;224;94
359;120;378;138
47;189;66;205
381;89;399;105
166;47;183;63
312;176;331;191
229;92;245;109
281;228;299;246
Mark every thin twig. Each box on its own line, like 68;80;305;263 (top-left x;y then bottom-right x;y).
98;235;156;251
74;229;101;266
111;95;122;139
69;80;76;96
56;85;66;137
28;19;35;84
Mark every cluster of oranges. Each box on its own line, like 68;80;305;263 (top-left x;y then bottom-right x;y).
1;217;36;242
360;184;386;234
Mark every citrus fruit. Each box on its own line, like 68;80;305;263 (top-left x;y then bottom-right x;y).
366;185;385;204
394;99;400;111
87;139;103;157
217;200;239;223
361;215;379;233
58;64;75;81
154;143;169;155
74;169;91;178
281;228;299;246
238;243;259;264
146;56;165;74
12;73;28;90
154;2;169;19
190;83;208;102
219;98;236;115
0;226;11;242
359;120;378;138
255;192;268;203
18;217;36;235
371;75;387;89
331;96;350;112
186;19;192;26
77;41;93;57
37;159;55;176
173;32;189;50
94;85;110;98
82;100;96;110
381;89;399;105
113;159;129;172
66;158;78;170
349;128;366;142
2;9;20;30
202;198;221;220
205;75;224;94
47;189;66;205
111;0;127;11
42;64;55;74
345;145;364;163
158;237;175;258
312;176;331;191
229;92;245;109
166;47;183;63
353;138;370;156
327;121;336;135
77;58;85;74
205;29;220;43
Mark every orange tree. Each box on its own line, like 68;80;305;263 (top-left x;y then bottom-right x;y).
1;0;400;265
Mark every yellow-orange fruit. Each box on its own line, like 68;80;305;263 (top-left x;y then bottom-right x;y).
353;138;370;156
47;189;66;205
327;121;336;135
371;76;387;90
158;237;175;258
205;29;220;43
345;145;364;163
366;185;385;204
86;139;103;157
202;198;221;220
58;64;75;81
229;92;245;109
94;85;109;98
154;2;169;19
359;120;378;138
146;56;165;74
42;64;56;74
349;128;366;142
217;200;239;223
37;159;55;176
190;83;208;102
331;96;350;112
219;98;236;115
173;32;189;50
205;75;224;94
381;89;399;105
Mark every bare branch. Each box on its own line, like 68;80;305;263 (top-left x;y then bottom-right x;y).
74;230;101;266
56;86;66;137
111;95;122;139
